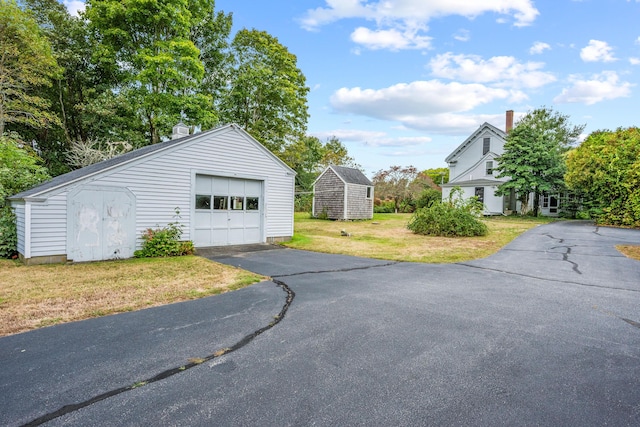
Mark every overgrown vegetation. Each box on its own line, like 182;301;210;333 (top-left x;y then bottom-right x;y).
566;127;640;227
407;187;488;237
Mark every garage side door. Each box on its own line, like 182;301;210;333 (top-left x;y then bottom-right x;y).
194;176;263;246
68;188;136;262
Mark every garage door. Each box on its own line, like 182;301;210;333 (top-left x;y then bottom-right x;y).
194;176;263;246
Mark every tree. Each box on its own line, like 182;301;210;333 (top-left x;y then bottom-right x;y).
423;167;449;186
565;127;640;227
282;135;359;211
495;107;584;215
0;133;50;257
372;166;422;213
0;0;60;134
85;0;217;145
220;29;309;154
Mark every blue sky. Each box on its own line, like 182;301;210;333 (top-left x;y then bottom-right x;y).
64;1;640;177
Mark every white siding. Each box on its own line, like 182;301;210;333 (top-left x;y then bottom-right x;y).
13;202;25;255
450;131;505;181
30;195;66;256
23;126;294;258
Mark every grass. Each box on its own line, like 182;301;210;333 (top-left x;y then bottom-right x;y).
284;212;555;263
0;256;265;337
617;245;640;261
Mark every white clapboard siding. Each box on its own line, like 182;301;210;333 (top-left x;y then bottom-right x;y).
30;195;67;256
13;202;25;255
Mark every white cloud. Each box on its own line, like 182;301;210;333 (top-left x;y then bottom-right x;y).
630;57;640;65
453;29;470;42
63;1;85;17
429;53;556;88
529;41;551;54
312;129;431;147
580;40;617;62
302;0;539;29
553;71;633;105
351;26;432;50
301;0;538;50
329;80;525;132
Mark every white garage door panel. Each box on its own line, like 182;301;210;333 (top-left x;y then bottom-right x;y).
194;175;263;246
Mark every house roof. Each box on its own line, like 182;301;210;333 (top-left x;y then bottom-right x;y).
445;122;506;163
10;124;295;201
328;165;373;186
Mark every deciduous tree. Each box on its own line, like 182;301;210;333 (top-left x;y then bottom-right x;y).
85;0;216;144
0;0;60;134
495;107;584;215
220;29;309;154
372;165;422;213
565;127;640;227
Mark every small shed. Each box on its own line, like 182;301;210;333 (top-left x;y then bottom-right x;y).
312;165;373;220
9;124;296;264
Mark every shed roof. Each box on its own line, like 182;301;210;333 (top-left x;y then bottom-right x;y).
10;124;294;200
328;165;372;186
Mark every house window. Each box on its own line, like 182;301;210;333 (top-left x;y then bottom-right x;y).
195;194;211;210
483;137;490;155
475;187;485;203
486;161;493;176
366;186;373;199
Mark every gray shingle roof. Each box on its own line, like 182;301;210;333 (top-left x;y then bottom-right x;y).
330;165;372;186
10;124;295;200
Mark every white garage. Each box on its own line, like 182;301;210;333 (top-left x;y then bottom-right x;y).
9;124;296;264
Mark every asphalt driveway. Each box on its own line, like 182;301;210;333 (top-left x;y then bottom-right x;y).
1;221;639;426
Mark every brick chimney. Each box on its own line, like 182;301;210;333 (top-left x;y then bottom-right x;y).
505;110;514;133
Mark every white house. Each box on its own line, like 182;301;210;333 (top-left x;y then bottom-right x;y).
9;124;296;264
442;110;562;216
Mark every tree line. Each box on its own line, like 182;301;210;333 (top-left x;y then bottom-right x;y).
0;0;358;257
0;0;355;178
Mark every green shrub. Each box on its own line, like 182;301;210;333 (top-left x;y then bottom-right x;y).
415;188;442;209
0;207;18;259
134;209;194;258
374;200;395;213
407;187;488;237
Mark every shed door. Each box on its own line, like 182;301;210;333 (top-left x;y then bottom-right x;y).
68;188;136;262
194;176;263;246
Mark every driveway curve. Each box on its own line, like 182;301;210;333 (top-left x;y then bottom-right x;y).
1;221;639;426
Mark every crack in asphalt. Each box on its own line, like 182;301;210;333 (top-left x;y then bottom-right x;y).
623;318;640;329
271;261;399;278
22;281;295;427
458;262;640;293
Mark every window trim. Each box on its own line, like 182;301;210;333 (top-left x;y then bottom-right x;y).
366;186;373;199
486;160;494;176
